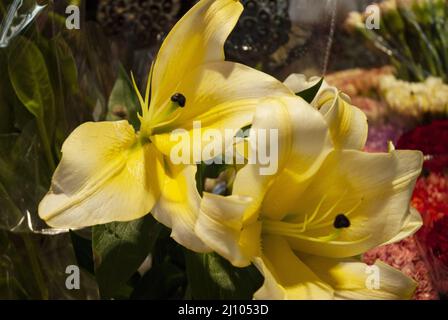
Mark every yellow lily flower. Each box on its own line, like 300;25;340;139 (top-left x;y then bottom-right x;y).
195;96;423;299
284;74;368;149
38;0;292;252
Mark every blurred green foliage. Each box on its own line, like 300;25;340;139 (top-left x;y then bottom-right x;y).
349;0;448;82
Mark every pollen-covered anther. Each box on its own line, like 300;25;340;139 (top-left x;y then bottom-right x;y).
333;213;351;229
171;93;186;107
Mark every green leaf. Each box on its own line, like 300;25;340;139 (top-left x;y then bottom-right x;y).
0;122;50;232
130;227;188;299
8;36;57;169
295;78;324;104
0;230;99;299
7;36;55;130
70;231;95;274
0;52;13;133
38;35;80;155
92;215;161;299
50;35;79;95
0;181;24;231
0;50;33;133
185;250;264;300
106;65;140;129
131;261;186;299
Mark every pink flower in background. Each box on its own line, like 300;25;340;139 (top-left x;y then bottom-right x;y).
363;237;438;300
364;122;405;152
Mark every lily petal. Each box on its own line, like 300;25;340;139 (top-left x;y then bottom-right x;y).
152;162;210;252
149;0;243;119
253;235;334;300
39;121;163;228
283;74;368;150
381;207;422;245
300;255;417;299
195;192;261;267
283;149;423;258
315;87;368;150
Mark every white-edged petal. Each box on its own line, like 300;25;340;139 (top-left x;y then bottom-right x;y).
195;192;261;267
39;121;163;228
300;255;417;300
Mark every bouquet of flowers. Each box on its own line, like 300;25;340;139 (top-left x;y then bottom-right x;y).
2;0;427;300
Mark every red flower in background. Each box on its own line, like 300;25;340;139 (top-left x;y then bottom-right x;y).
397;120;448;172
412;172;448;227
426;215;448;267
411;172;448;296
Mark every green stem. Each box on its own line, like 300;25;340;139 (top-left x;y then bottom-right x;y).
22;233;49;300
37;118;56;171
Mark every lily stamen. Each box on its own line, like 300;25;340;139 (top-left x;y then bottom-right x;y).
309;198;363;230
311;190;348;226
262;192;364;243
304;194;327;228
171;93;186;107
262;194;336;235
333;214;351;229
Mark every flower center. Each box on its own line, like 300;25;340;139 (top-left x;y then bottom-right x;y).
144;92;187;135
